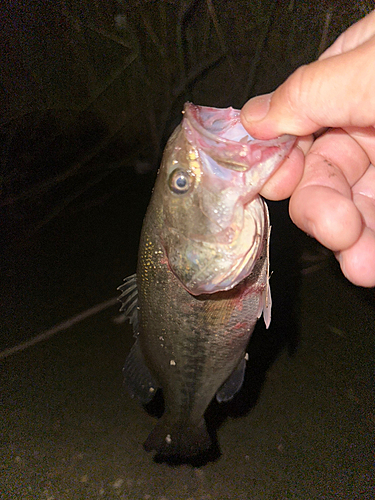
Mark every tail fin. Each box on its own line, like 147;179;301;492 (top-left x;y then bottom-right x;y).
143;414;212;460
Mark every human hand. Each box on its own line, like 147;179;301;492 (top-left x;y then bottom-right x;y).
241;10;375;287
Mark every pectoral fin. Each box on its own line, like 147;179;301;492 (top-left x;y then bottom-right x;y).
216;356;247;403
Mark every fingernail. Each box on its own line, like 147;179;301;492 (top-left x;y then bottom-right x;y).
335;251;347;277
242;93;273;123
335;251;344;269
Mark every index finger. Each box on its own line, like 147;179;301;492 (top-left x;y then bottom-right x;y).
320;9;375;58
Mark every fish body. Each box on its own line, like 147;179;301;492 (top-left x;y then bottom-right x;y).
119;103;295;460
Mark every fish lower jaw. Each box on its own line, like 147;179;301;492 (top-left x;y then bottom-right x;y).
181;247;262;295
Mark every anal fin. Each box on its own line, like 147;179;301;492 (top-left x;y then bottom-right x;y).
123;339;159;404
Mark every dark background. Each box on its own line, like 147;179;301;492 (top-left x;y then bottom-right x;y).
1;1;374;499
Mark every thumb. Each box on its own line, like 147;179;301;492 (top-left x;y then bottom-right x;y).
241;37;375;139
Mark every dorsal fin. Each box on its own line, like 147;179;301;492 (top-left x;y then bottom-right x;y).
118;273;139;336
118;274;159;403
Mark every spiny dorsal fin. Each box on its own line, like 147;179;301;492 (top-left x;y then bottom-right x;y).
118;273;139;335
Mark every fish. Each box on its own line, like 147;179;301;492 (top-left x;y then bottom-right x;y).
118;103;295;460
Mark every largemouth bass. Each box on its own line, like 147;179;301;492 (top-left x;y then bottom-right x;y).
119;103;295;460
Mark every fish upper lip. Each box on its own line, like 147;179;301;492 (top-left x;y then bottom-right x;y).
184;102;295;148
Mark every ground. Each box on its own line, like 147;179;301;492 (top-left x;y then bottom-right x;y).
1;192;374;499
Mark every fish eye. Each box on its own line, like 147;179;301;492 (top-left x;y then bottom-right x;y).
168;168;192;194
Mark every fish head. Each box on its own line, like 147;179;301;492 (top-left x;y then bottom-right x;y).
157;103;295;295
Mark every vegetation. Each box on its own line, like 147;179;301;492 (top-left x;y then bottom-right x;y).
0;0;371;243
